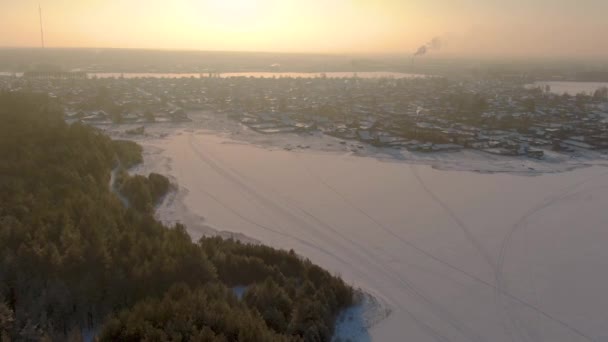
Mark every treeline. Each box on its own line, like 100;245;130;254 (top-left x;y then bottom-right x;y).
116;170;172;213
111;140;142;168
0;92;353;341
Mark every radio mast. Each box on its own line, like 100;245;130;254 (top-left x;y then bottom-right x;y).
39;4;45;48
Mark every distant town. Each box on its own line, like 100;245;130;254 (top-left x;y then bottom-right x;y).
2;72;608;159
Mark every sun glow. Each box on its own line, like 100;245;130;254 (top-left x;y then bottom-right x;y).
1;0;607;57
206;0;259;14
203;0;268;29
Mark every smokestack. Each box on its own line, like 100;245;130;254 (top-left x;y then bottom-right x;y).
39;4;45;48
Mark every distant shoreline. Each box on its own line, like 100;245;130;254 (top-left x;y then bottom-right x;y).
2;71;429;79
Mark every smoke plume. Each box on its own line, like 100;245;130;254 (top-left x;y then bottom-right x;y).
413;37;442;56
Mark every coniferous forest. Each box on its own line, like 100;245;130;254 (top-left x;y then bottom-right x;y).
0;92;353;341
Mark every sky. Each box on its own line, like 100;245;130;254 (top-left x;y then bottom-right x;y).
1;0;607;58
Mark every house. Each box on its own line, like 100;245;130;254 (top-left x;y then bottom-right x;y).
561;139;594;150
433;144;463;152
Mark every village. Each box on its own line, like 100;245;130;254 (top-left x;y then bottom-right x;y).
1;72;608;159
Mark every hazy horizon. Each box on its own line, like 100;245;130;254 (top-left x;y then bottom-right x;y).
2;0;608;59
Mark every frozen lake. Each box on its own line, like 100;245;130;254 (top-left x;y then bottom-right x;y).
134;128;608;342
532;81;608;95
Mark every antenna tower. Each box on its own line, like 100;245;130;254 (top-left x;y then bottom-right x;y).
39;4;45;48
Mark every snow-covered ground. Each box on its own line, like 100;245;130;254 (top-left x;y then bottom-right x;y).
104;115;608;342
